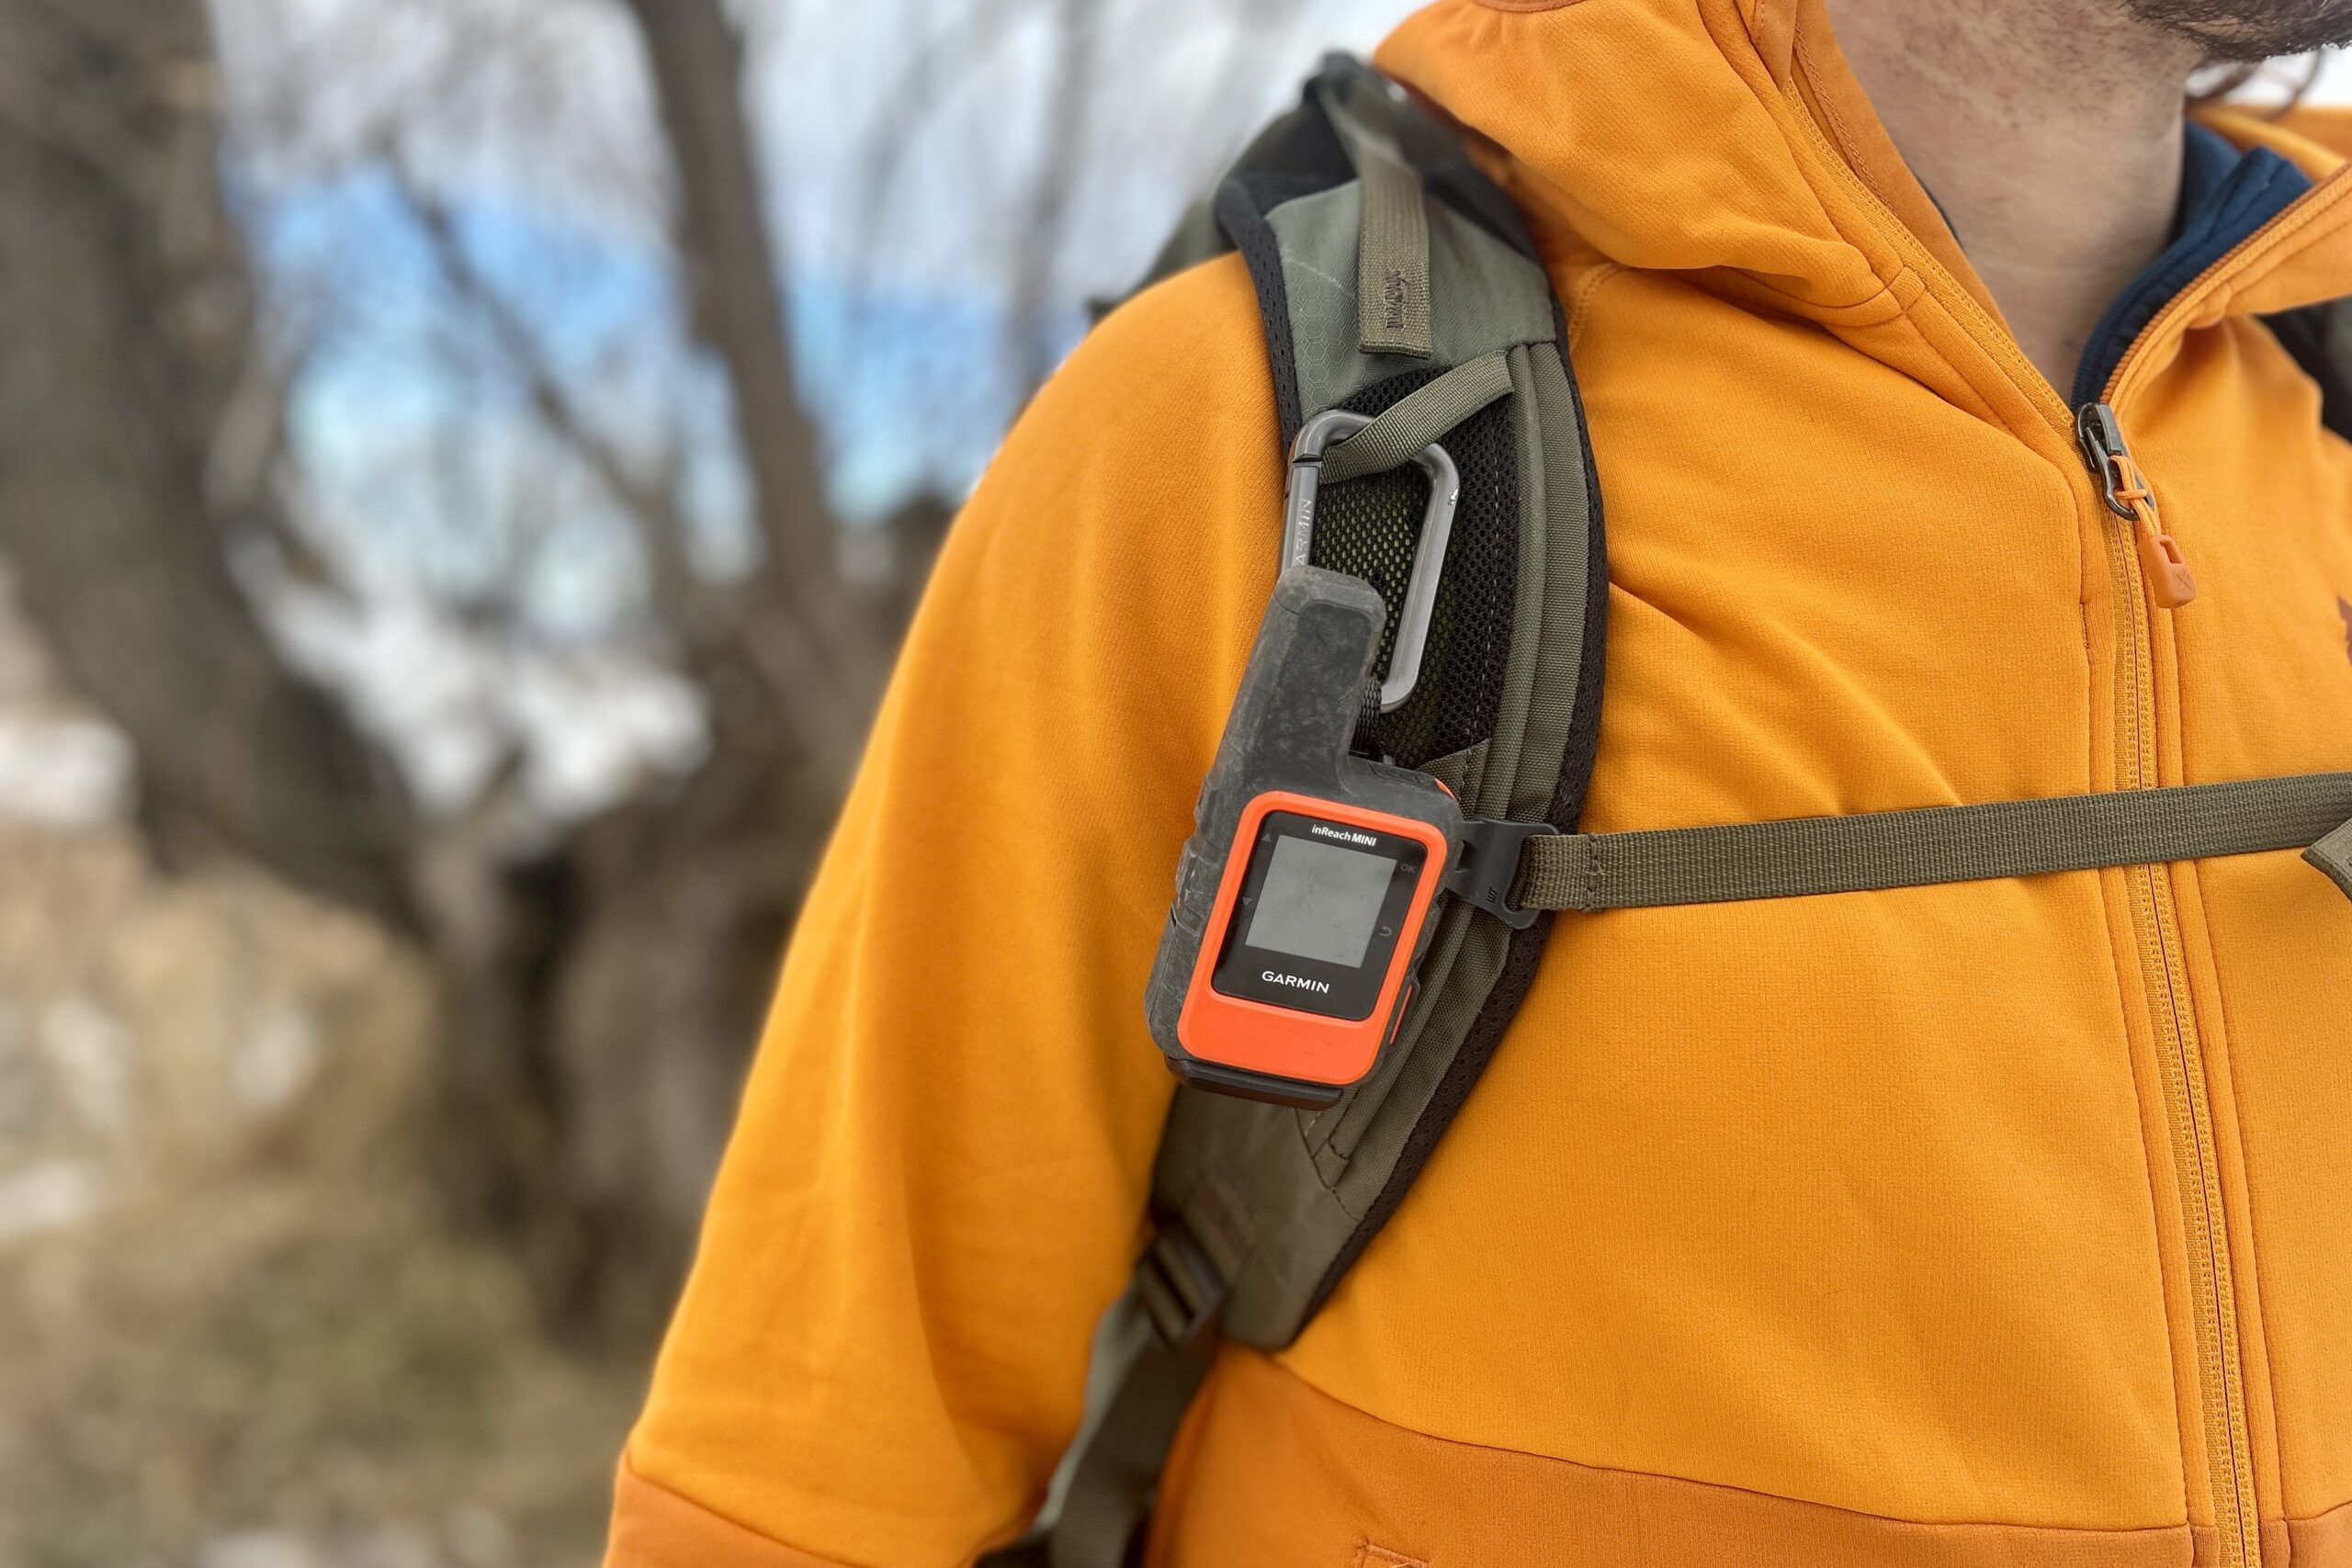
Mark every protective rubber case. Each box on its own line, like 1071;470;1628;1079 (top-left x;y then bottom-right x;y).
1179;790;1446;1093
1144;568;1461;1108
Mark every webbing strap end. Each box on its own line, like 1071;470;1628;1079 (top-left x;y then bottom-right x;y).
1513;830;1599;915
1317;77;1433;360
2303;817;2352;901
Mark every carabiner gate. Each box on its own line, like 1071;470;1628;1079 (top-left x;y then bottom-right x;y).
1281;407;1460;714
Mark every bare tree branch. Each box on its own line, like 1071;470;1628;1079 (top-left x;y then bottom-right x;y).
1006;0;1101;397
835;0;1029;308
388;160;745;651
616;0;886;764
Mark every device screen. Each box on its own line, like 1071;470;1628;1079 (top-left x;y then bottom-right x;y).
1242;835;1394;966
1210;810;1428;1021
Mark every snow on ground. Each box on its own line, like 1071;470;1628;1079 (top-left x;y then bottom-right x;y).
268;578;707;824
0;718;133;828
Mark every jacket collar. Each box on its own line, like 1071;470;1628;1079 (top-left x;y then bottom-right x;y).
1374;0;2352;416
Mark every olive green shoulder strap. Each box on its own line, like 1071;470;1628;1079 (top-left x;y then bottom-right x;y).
1514;773;2352;913
1118;51;1606;1390
1006;54;1611;1568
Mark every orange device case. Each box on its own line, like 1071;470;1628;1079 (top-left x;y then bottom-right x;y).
1176;789;1450;1089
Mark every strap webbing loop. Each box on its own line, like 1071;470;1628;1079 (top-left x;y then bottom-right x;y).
1046;1332;1213;1568
1047;1237;1226;1568
1514;773;2352;913
1320;96;1432;359
1318;351;1513;485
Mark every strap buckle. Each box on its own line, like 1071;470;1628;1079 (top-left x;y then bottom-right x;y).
1446;815;1559;930
1283;408;1459;714
1134;1224;1227;1351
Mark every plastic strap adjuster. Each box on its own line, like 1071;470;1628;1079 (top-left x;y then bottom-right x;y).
1135;1224;1227;1351
1446;815;1559;930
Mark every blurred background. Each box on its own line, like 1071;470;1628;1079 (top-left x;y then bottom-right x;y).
0;0;1422;1562
0;5;2342;1565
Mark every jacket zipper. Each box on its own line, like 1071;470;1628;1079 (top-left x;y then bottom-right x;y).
2074;399;2258;1568
1778;71;2328;1568
2076;405;2197;608
2059;165;2352;1564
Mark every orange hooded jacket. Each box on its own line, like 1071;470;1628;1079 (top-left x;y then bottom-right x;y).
606;2;2352;1563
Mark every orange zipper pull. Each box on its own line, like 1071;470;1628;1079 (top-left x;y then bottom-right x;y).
2077;402;2197;609
2135;524;2198;610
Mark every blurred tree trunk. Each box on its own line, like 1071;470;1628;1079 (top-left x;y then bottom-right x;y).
0;0;936;1342
0;0;419;931
0;0;598;1317
619;0;888;761
538;0;923;1335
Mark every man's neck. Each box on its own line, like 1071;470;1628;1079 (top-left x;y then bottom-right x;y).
1822;0;2204;395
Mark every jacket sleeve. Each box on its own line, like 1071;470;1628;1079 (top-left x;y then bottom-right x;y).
606;254;1282;1568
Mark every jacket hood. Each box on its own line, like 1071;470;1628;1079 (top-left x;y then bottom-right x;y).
1374;0;2352;376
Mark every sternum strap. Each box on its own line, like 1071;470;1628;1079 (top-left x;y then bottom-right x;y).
1514;773;2352;913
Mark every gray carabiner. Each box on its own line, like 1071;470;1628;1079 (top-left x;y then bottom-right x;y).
1280;408;1459;714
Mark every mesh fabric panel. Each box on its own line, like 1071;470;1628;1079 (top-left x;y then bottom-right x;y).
1315;368;1520;768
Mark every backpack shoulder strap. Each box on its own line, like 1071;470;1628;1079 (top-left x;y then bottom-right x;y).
1023;55;1611;1568
1156;47;1607;1359
2267;296;2352;438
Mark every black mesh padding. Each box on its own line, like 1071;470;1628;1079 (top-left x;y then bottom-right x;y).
2267;299;2352;441
1310;368;1519;769
1305;322;1607;1328
1217;181;1306;441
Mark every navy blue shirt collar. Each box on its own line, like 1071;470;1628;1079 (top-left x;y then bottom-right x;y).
2069;122;2311;405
